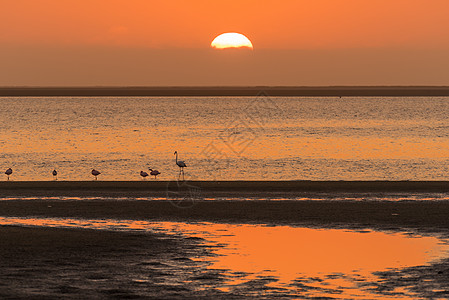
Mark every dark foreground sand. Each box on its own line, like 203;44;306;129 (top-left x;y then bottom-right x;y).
0;199;449;235
1;224;448;299
3;180;449;198
1;182;449;298
0;225;232;299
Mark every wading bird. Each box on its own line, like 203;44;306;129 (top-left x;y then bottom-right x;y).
174;151;187;180
148;168;161;179
5;168;12;181
91;169;101;180
140;170;149;180
52;169;58;180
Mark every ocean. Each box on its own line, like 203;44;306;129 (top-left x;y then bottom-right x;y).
1;95;449;181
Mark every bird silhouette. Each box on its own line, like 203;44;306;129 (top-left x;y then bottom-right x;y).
5;168;12;181
52;169;58;180
140;170;149;180
91;169;101;180
148;168;161;179
174;151;187;180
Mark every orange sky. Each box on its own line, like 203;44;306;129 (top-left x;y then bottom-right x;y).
1;1;449;85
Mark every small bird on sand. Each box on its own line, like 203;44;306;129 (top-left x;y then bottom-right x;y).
5;168;12;181
52;169;58;180
148;168;161;179
140;170;149;180
91;169;101;180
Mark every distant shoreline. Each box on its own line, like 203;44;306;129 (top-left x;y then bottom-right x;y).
2;86;449;97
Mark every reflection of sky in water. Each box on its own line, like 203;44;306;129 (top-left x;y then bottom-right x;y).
0;216;447;299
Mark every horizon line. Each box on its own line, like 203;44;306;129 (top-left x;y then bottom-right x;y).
2;86;449;97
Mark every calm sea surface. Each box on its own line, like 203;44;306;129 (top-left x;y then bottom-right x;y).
1;96;449;181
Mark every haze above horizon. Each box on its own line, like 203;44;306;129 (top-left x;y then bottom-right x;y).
2;1;449;86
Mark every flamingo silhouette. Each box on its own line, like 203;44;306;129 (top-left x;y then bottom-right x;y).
5;168;12;181
91;169;101;180
174;151;187;180
148;168;161;179
140;170;149;180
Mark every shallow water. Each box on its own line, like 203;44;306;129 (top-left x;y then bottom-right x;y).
0;216;448;299
2;96;449;181
2;193;449;202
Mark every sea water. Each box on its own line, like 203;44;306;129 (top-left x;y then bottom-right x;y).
1;96;449;181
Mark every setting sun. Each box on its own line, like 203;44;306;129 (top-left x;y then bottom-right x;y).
211;32;253;50
2;2;449;299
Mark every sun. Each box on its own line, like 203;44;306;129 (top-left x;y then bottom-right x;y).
211;33;253;50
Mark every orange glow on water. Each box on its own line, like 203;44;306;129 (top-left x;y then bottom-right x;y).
206;226;441;276
2;97;449;181
0;217;447;298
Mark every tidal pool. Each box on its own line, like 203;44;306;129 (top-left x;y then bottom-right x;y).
0;217;447;298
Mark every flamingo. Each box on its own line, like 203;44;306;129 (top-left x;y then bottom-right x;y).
140;170;149;180
174;151;187;180
91;169;101;180
148;168;161;179
52;169;58;180
5;168;12;181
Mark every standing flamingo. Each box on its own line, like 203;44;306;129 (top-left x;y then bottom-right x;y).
148;168;161;179
5;168;12;181
91;169;101;180
52;169;58;180
174;151;187;180
140;170;149;180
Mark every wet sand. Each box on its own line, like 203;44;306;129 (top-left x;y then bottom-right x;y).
0;198;448;235
3;180;449;198
0;225;231;299
1;199;449;299
1;222;447;299
1;180;449;235
1;183;449;298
